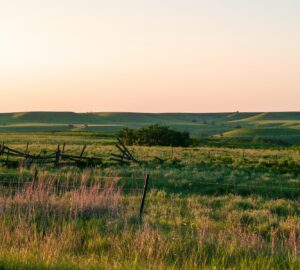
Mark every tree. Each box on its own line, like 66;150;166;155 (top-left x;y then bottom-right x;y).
118;128;137;145
118;125;191;147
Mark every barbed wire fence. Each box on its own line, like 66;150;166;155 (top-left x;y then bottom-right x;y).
0;170;151;221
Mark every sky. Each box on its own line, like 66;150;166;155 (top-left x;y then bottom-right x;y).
0;0;299;113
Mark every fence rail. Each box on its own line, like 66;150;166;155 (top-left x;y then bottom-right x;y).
0;139;141;168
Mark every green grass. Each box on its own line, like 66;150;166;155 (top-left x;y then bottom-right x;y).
223;128;300;137
1;111;300;146
0;132;300;269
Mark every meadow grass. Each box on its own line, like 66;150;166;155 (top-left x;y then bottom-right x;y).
1;172;300;269
1;112;300;143
0;133;300;269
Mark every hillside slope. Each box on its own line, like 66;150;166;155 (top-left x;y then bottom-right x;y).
0;112;300;144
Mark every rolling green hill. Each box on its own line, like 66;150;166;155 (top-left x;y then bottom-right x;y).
0;111;300;145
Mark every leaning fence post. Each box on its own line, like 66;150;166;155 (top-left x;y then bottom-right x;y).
139;174;150;222
25;142;29;155
80;145;87;157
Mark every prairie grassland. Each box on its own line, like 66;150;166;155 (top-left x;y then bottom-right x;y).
1;172;300;269
1;111;300;142
0;134;300;269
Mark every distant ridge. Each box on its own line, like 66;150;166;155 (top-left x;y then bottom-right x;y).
0;111;261;125
0;112;300;142
0;111;299;123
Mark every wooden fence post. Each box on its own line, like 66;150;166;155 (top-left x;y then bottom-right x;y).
25;142;29;155
55;145;61;166
31;169;38;190
139;174;150;222
62;143;66;153
80;145;87;157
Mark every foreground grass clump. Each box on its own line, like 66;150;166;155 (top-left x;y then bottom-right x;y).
0;171;300;269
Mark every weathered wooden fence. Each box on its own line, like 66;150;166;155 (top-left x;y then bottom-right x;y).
0;139;141;168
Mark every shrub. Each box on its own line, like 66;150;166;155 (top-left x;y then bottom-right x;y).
118;125;191;147
118;127;137;145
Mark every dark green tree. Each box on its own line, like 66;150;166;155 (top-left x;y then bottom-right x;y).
118;125;191;147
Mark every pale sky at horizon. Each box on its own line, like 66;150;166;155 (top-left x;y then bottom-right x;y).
0;0;299;113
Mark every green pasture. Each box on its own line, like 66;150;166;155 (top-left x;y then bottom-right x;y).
0;122;300;268
1;112;300;146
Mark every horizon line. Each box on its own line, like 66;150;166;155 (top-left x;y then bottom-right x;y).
0;110;300;114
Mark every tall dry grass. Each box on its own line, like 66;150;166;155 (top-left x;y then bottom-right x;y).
0;170;123;221
1;171;300;269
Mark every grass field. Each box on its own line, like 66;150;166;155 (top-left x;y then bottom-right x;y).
1;112;300;146
0;113;300;269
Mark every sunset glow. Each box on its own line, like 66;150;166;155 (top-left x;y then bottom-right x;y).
1;0;299;112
